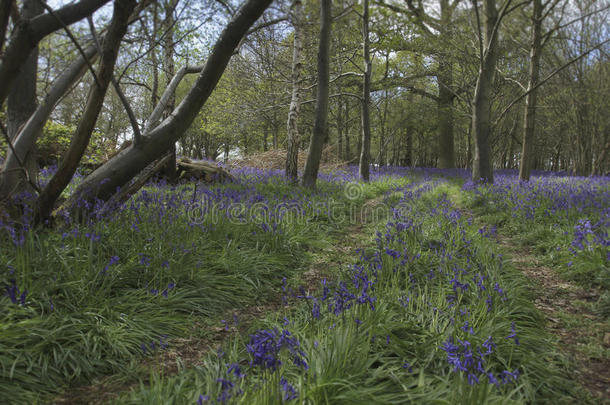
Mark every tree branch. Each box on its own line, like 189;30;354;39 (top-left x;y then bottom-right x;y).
494;38;610;125
87;15;142;146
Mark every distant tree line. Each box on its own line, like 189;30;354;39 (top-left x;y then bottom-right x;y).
0;0;607;223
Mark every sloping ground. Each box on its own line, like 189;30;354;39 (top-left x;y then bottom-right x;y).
231;144;350;171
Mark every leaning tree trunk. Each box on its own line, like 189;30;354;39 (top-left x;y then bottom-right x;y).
35;0;137;223
302;0;331;188
358;0;371;181
0;0;111;107
0;1;147;201
519;0;542;181
0;45;99;201
471;0;499;183
65;0;273;209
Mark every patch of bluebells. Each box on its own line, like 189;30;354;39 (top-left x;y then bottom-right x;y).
246;328;308;372
140;335;169;355
149;282;176;298
441;336;518;386
280;376;298;401
4;279;27;305
101;255;119;274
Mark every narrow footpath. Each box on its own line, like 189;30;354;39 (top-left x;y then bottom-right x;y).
496;234;610;402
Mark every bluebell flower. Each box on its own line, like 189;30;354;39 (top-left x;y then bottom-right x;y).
280;376;298;401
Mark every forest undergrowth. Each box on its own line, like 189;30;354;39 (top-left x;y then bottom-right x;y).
1;167;608;404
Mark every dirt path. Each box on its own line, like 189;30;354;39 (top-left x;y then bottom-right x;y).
496;234;610;402
54;198;380;404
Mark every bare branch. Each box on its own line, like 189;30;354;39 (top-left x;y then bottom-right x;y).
87;15;142;146
495;38;610;125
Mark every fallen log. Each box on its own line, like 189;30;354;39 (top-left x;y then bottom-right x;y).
176;157;235;183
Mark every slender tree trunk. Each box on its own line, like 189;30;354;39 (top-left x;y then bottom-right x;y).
519;0;542;181
302;0;331;188
34;0;137;223
272;119;279;149
160;0;177;181
285;0;303;182
358;0;371;181
471;0;499;183
337;98;343;160
404;128;413;166
436;0;456;168
344;99;351;160
437;61;455;168
65;0;274;208
263;123;269;151
150;1;159;111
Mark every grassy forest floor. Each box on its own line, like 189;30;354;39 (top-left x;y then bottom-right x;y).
1;167;608;404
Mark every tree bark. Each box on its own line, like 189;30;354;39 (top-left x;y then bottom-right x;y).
65;0;273;208
4;0;44;193
35;0;137;222
285;0;303;182
344;98;351;160
160;0;178;181
0;45;99;200
150;1;159;111
437;61;455;168
519;0;542;181
337;97;343;160
358;0;371;181
471;0;499;183
0;0;12;55
0;0;111;106
302;0;331;188
436;0;456;169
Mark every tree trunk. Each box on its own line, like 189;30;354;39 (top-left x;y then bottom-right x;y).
471;0;499;183
150;1;160;111
285;0;303;182
437;61;455;168
436;0;455;169
302;0;331;188
0;45;99;201
272;116;278;149
3;0;44;195
519;0;542;181
0;0;12;55
358;0;371;181
337;98;343;160
263;123;269;151
0;0;111;107
34;0;137;223
344;98;351;160
404;128;412;166
160;0;178;182
65;0;273;209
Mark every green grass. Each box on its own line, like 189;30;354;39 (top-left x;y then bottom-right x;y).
0;173;412;404
110;176;583;405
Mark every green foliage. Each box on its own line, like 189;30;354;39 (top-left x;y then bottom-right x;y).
37;121;111;166
112;176;580;405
